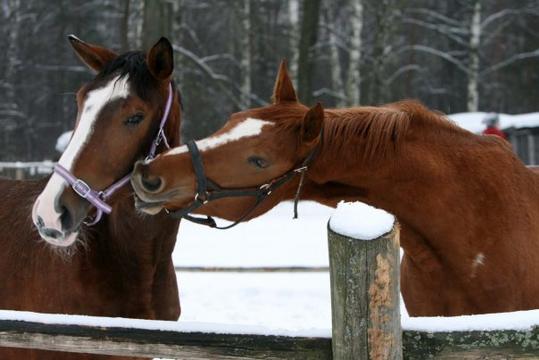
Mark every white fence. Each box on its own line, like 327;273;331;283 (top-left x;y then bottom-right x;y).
0;161;54;180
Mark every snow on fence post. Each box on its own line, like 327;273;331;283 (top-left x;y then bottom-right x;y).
328;202;401;360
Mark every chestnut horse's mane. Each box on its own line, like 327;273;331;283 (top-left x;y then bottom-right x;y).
321;100;466;163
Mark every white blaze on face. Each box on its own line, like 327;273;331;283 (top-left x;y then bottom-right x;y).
32;75;131;246
164;117;273;157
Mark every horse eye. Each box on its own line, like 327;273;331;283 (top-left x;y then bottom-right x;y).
125;113;145;126
248;156;269;169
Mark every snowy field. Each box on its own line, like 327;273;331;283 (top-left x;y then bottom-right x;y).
172;201;335;333
173;201;400;334
172;200;539;334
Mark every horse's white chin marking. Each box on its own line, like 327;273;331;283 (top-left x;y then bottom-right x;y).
163;118;273;157
32;75;131;239
40;231;79;248
140;206;163;215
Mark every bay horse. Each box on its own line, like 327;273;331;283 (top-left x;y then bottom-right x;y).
131;61;539;317
0;36;182;359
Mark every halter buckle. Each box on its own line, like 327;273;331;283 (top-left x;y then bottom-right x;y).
294;166;308;173
194;192;210;204
72;179;92;199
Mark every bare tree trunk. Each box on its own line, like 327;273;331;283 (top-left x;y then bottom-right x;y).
467;0;481;112
345;0;363;106
142;0;172;49
129;0;144;49
369;0;391;105
325;3;344;107
297;0;321;104
120;0;130;52
288;0;300;83
1;0;23;160
239;0;252;107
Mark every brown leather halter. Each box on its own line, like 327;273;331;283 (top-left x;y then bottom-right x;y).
165;134;322;230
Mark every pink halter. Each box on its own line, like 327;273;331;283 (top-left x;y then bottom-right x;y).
54;83;173;225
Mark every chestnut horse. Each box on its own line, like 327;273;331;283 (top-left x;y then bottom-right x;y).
131;61;539;317
0;37;181;359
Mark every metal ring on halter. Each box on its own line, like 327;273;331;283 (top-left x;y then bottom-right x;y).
194;192;210;204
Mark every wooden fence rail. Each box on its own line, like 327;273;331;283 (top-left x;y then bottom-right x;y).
1;312;539;359
0;317;331;359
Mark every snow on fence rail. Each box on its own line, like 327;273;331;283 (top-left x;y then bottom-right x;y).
1;202;539;359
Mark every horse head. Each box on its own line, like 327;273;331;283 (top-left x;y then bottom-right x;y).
131;61;323;223
32;36;180;246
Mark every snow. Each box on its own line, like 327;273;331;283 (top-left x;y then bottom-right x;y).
449;112;539;133
402;310;539;332
176;272;331;336
174;201;334;267
0;309;329;338
174;201;539;334
55;131;73;153
328;201;395;240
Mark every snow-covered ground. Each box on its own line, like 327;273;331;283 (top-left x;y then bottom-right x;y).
173;200;539;334
173;201;333;268
173;201;334;333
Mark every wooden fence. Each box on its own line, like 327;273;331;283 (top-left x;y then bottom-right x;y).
1;222;539;359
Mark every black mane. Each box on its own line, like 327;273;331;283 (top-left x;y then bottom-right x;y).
98;51;158;101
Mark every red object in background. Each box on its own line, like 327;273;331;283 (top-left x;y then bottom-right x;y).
482;126;507;139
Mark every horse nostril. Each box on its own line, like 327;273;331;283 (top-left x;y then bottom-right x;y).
42;228;63;240
140;174;163;193
36;216;45;229
60;205;73;231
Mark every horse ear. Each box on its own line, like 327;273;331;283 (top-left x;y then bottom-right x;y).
301;103;324;144
68;35;117;73
147;37;174;81
272;59;298;104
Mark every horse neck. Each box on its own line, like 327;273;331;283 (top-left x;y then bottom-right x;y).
309;105;534;261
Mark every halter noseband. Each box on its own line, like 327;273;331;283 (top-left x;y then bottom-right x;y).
165;133;322;230
54;83;174;225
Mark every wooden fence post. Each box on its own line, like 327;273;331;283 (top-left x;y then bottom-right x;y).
328;221;401;360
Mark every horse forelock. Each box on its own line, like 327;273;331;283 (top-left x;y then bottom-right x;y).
98;51;158;101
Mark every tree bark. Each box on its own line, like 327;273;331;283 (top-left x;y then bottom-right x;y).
239;0;252;107
325;2;344;107
288;0;300;84
120;0;130;52
345;0;363;106
142;0;172;49
467;0;481;112
297;0;321;105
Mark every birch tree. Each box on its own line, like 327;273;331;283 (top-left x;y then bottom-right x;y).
346;0;363;106
288;0;300;83
239;0;252;107
467;0;481;111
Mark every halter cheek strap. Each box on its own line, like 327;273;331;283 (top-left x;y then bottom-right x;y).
54;83;174;226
